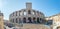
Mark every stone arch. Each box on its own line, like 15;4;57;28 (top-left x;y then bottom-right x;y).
23;17;26;23
28;17;32;23
33;17;36;23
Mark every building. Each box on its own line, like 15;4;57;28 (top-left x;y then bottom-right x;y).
0;11;4;29
45;13;60;29
9;2;52;29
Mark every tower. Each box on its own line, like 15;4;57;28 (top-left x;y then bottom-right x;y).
0;11;4;29
26;2;32;10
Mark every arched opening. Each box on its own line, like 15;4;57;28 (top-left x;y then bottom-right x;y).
37;17;40;23
19;11;21;16
23;17;26;23
33;17;36;23
28;10;31;14
19;18;22;24
32;11;35;15
20;12;22;15
40;18;43;23
23;11;26;15
28;17;32;23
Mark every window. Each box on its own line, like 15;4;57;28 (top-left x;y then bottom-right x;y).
23;17;26;23
24;11;26;15
28;10;31;14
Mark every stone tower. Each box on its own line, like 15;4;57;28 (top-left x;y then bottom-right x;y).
0;11;4;29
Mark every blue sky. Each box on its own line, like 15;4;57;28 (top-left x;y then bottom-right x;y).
0;0;60;20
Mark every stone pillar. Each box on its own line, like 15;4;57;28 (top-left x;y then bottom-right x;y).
17;11;19;16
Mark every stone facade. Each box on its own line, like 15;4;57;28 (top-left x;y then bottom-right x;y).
0;11;4;29
9;2;53;29
9;2;45;24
